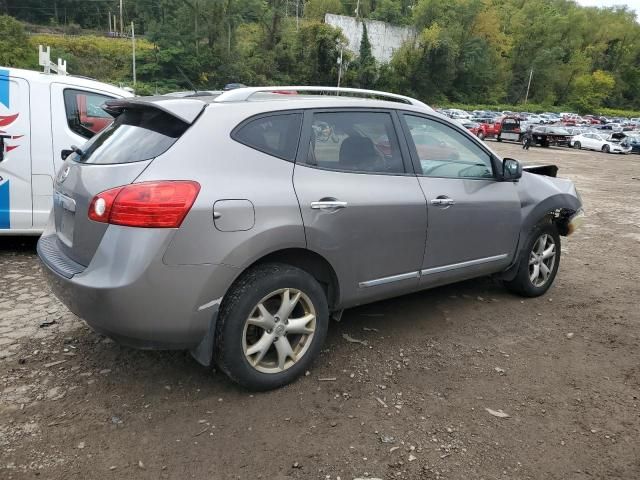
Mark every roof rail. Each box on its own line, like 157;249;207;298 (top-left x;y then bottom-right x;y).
214;86;432;111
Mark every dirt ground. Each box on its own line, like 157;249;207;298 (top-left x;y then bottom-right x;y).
1;142;639;480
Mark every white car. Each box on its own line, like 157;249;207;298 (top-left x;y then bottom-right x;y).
570;133;631;154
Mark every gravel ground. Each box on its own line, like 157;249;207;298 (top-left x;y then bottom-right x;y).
1;142;639;480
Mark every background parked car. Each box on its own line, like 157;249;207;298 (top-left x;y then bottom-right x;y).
570;132;631;153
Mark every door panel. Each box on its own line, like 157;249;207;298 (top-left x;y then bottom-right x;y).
0;71;31;230
294;110;427;307
400;113;521;287
418;176;520;277
294;165;427;306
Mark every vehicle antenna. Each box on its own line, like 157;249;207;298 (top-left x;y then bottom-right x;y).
176;66;199;96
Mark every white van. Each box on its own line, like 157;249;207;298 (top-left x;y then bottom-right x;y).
0;66;132;234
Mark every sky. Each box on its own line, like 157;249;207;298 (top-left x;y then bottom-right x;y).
574;0;640;17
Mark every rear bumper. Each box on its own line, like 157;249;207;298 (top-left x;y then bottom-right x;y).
38;227;240;350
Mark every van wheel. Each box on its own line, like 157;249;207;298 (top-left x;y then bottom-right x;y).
504;224;561;297
214;263;329;390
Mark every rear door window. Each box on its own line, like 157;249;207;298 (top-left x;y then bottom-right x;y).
232;113;302;162
63;89;116;138
71;107;189;164
305;111;405;174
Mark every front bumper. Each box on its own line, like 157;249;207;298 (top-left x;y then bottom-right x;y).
38;226;239;350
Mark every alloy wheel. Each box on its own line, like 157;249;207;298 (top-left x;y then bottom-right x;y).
528;234;557;288
242;288;316;374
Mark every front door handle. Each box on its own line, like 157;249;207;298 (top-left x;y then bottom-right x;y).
310;200;348;210
430;197;455;206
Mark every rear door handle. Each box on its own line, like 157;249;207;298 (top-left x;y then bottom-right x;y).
430;197;455;206
310;200;348;210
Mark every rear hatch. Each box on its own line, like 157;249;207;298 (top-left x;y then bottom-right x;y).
53;101;200;267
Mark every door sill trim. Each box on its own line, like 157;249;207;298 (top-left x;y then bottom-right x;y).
421;254;509;276
358;253;509;288
359;271;420;288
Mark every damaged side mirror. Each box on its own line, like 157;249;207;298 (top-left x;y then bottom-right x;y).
502;158;522;181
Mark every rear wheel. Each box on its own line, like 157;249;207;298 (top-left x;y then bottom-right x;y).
214;263;329;390
477;131;485;140
573;141;581;149
602;144;610;153
504;223;560;297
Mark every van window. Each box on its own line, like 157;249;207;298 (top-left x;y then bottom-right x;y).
63;89;115;138
232;113;302;162
72;107;189;165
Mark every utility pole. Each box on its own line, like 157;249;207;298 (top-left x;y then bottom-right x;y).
131;21;136;86
194;0;199;55
108;11;112;33
296;0;299;31
337;46;343;89
119;0;123;36
524;69;533;105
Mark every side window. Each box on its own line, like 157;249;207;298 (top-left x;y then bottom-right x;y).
63;89;115;139
403;115;494;179
233;113;302;162
306;111;405;174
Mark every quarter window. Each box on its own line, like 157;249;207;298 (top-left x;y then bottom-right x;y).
403;115;494;179
63;89;115;139
233;113;302;162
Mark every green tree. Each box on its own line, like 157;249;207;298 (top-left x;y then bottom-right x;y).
570;70;616;113
355;23;377;88
0;15;32;67
370;0;404;24
304;0;344;21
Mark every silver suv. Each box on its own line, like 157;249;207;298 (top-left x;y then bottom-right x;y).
38;87;583;390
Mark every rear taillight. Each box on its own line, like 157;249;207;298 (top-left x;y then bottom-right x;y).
88;181;200;228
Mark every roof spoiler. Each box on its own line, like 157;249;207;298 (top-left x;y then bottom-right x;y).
102;97;207;124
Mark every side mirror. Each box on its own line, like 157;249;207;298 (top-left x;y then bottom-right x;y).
502;158;522;181
61;149;73;160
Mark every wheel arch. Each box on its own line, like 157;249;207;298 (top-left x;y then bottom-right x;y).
496;193;580;282
230;247;341;311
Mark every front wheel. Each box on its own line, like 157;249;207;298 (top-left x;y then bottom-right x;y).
477;131;485;140
573;141;581;149
215;263;329;390
602;144;610;153
504;224;561;297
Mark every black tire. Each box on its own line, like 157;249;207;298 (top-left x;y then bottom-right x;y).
497;136;502;142
477;131;485;140
214;263;329;390
503;223;561;297
602;144;610;153
573;141;581;149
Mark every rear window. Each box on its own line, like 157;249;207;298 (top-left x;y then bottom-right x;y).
72;108;189;164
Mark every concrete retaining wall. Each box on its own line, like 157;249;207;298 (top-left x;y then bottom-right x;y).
325;14;416;63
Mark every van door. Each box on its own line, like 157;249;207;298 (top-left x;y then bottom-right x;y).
50;83;117;174
0;70;31;230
